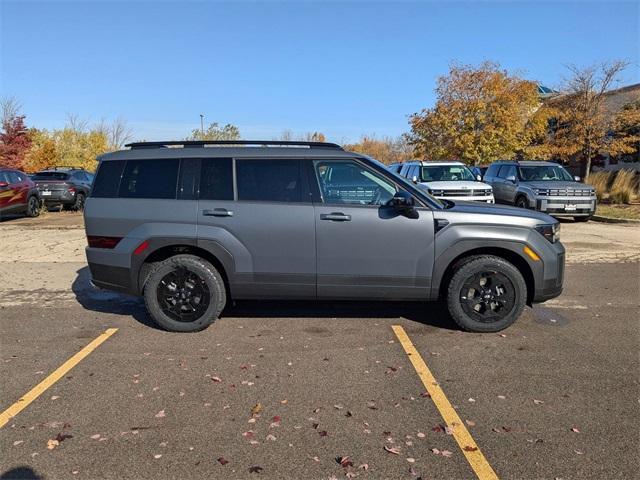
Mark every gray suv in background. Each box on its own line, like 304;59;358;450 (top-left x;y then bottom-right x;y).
84;140;565;333
483;161;597;221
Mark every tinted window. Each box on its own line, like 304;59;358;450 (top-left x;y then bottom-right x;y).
237;159;303;202
177;158;200;200
200;158;233;200
33;172;69;181
0;171;9;184
485;164;499;178
497;165;511;179
92;161;125;198
7;172;21;183
314;160;397;205
119;159;179;199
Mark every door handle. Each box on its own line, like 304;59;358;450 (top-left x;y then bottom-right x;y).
203;208;234;217
320;212;351;222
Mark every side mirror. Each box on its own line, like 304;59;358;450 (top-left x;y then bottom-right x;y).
476;174;482;182
574;176;581;182
411;175;418;184
0;181;9;188
506;175;516;183
387;191;415;210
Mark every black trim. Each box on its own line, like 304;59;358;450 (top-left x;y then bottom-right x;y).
126;140;344;150
88;263;131;293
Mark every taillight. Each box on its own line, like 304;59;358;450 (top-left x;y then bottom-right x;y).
87;236;122;249
67;186;76;193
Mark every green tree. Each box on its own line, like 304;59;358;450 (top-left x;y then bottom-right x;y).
188;122;241;141
408;62;545;165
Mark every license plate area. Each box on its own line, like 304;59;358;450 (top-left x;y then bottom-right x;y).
564;204;577;211
41;191;52;196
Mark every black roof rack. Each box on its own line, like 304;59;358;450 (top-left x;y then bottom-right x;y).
48;166;83;171
125;140;343;150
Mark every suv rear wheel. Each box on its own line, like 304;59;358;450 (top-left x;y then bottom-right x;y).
143;255;226;332
446;255;526;332
25;195;40;217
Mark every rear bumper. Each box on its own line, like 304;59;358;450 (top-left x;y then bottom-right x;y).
88;262;133;294
40;191;76;204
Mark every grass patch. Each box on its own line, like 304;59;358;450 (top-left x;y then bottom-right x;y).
596;204;640;220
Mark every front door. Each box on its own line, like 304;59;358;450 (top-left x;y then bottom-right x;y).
312;159;435;300
197;157;316;299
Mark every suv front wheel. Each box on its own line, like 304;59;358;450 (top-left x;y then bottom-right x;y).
143;255;226;332
446;255;526;332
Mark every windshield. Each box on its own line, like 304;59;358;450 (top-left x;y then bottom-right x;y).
518;165;573;182
421;165;475;182
33;172;69;181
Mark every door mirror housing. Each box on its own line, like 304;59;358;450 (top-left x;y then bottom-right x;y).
476;174;482;182
387;191;415;210
574;176;581;182
506;174;516;183
411;175;418;184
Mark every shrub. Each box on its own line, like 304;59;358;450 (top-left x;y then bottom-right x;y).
609;169;638;204
586;171;610;202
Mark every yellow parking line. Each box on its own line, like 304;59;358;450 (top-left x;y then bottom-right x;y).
0;328;118;429
391;325;498;480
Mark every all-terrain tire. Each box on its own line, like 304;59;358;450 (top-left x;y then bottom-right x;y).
446;255;527;333
143;254;226;332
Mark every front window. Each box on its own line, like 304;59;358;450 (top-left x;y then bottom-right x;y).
421;165;475;182
518;165;573;181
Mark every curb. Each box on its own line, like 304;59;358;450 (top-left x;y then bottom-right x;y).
591;215;640;224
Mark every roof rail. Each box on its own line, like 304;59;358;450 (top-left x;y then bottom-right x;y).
50;166;82;170
125;140;344;150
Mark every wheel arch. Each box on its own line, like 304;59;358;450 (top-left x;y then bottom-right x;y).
436;245;536;306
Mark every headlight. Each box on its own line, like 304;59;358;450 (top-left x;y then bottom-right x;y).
534;188;549;195
535;223;560;243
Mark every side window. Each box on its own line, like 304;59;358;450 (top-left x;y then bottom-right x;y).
504;166;516;179
177;158;200;200
497;166;509;179
200;158;233;200
236;159;303;203
90;161;125;198
314;160;397;206
118;159;179;199
400;164;411;177
484;164;498;179
410;165;419;180
7;172;21;184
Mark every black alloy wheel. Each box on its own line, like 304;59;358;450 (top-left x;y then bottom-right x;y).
157;267;211;322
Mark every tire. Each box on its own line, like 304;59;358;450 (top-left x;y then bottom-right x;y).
25;196;40;217
143;254;226;332
446;255;527;332
72;192;86;211
515;196;529;209
574;216;591;222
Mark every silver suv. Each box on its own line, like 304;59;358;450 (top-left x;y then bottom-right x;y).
483;161;597;221
84;140;565;333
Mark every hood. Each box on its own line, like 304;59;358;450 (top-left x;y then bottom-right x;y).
419;180;492;190
444;200;556;223
523;180;590;190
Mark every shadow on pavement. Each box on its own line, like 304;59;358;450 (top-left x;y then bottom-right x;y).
0;466;42;480
72;266;458;331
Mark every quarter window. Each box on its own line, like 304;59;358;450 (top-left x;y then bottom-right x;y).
236;159;303;203
314;160;397;205
199;158;233;200
177;158;200;200
91;161;125;198
118;159;179;199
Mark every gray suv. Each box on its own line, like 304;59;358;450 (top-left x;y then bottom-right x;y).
84;140;565;333
483;161;597;221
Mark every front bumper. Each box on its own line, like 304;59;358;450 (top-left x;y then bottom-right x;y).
532;249;565;303
535;196;596;217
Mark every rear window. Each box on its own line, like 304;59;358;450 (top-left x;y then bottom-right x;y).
33;172;69;181
119;159;179;199
91;161;125;198
236;159;303;203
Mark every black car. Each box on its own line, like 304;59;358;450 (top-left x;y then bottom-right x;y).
32;167;94;210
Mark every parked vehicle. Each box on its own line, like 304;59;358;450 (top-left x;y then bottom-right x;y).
32;167;94;211
483;161;596;221
84;140;564;333
398;161;495;203
0;167;41;218
387;162;404;174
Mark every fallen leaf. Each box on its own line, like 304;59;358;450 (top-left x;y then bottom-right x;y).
217;457;229;465
571;427;580;433
359;464;369;471
13;440;24;446
465;420;476;427
431;448;440;455
420;392;431;398
266;434;277;441
441;450;453;457
417;432;426;438
155;410;166;418
497;395;506;400
345;473;357;479
90;434;101;440
345;411;353;417
318;430;328;437
280;399;288;404
464;446;478;452
251;403;263;416
336;456;353;468
211;376;222;383
468;398;476;403
384;446;401;455
311;456;320;462
334;404;344;410
406;457;416;463
574;450;584;455
50;396;60;400
153;454;162;459
47;439;59;450
533;399;544;405
55;433;73;443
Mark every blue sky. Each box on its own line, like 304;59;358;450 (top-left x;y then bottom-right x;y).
1;0;638;143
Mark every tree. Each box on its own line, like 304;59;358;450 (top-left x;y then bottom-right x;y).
344;135;413;164
0;97;32;170
274;130;327;142
408;62;544;165
24;129;58;172
96;116;133;150
188;122;241;141
545;61;629;178
608;100;640;161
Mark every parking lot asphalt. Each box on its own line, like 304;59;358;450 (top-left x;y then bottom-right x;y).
1;214;639;480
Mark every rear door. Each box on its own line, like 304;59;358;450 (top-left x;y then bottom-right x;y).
312;158;435;300
197;157;316;298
